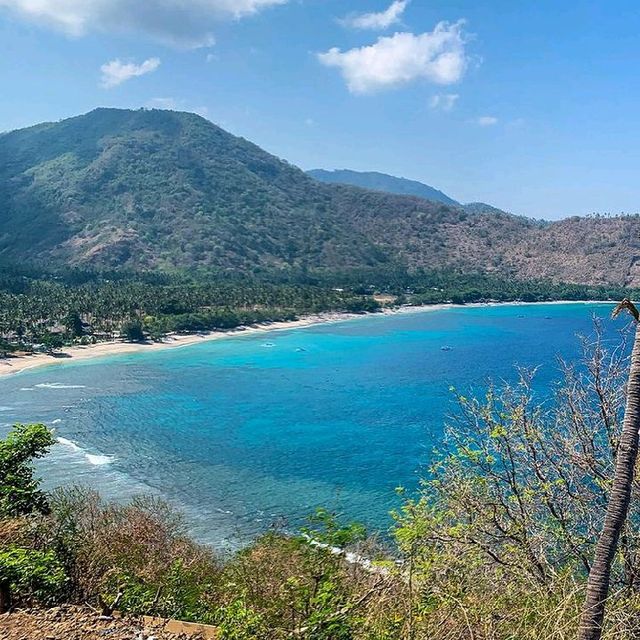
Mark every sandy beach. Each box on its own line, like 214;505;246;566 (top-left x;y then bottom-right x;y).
0;300;613;379
0;311;374;378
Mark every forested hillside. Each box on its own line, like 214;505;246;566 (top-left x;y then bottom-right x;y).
1;108;639;286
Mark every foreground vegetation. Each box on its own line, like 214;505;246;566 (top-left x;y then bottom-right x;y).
3;320;640;637
0;425;401;637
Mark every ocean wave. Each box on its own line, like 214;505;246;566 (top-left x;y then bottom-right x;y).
260;342;276;348
0;406;13;412
35;383;87;390
85;454;115;466
56;437;115;466
50;419;62;425
19;387;34;391
57;436;82;452
303;535;388;575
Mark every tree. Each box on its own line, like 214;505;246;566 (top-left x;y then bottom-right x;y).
0;424;62;612
41;332;65;353
0;423;55;518
64;310;84;338
578;300;640;640
390;319;640;636
121;319;145;342
0;548;66;613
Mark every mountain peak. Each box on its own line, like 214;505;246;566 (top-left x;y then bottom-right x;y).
307;168;459;206
1;109;640;287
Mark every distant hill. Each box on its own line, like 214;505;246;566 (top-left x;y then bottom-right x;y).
1;108;640;286
307;169;459;206
462;202;512;216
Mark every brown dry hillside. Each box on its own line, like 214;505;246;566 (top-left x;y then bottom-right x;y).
0;108;638;285
504;216;640;287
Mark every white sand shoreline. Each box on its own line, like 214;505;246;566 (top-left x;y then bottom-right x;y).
0;300;614;379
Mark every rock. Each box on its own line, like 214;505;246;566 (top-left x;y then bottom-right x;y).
0;606;212;640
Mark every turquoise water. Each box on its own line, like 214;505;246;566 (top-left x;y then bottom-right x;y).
0;303;617;547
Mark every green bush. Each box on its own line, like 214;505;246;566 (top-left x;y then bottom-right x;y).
0;547;67;611
215;599;267;640
0;423;55;517
301;508;367;548
121;320;145;342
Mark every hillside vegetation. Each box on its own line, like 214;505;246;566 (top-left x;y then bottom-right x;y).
1;108;640;286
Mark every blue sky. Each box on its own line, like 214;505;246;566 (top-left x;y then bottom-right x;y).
0;0;639;219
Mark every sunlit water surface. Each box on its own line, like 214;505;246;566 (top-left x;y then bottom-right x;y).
0;303;616;547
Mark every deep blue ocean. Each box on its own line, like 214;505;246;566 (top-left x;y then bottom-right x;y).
0;303;618;548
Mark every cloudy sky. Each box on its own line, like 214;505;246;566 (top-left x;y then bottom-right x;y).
1;0;638;219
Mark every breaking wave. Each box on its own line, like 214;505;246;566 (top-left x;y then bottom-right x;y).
56;437;115;466
35;383;87;390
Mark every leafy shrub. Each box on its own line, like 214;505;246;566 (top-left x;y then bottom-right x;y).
301;508;367;548
121;320;145;342
0;547;66;610
215;599;267;640
0;424;55;518
48;488;222;619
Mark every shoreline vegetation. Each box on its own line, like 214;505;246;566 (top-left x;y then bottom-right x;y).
0;299;613;378
0;263;633;380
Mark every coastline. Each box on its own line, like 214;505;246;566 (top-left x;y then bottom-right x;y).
0;311;374;378
0;300;613;379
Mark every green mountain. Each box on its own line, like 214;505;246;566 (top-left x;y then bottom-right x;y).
0;108;395;272
307;168;459;205
307;169;519;218
1;108;640;286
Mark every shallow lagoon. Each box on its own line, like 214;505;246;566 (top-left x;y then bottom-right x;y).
0;303;616;547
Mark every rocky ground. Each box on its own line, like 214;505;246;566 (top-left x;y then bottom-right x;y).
0;605;209;639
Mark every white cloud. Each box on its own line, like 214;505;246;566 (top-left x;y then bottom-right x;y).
429;93;459;111
318;21;468;94
476;116;498;126
0;0;289;48
101;58;160;88
340;0;409;30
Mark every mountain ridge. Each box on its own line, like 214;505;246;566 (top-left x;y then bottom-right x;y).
307;168;522;219
1;108;640;286
307;168;459;206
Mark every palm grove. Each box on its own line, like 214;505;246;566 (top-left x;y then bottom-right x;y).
0;263;634;356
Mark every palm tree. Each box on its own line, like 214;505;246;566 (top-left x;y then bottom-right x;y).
578;299;640;640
